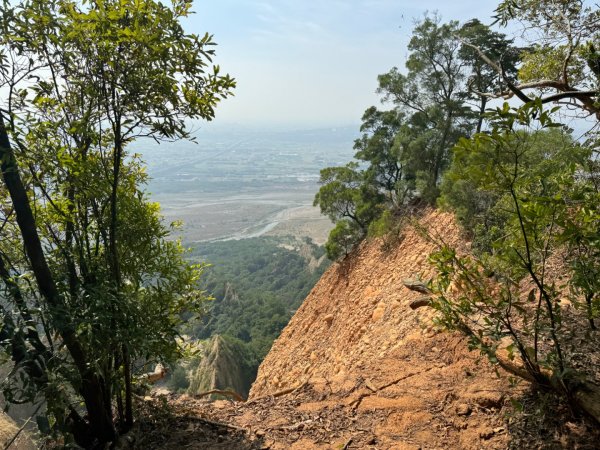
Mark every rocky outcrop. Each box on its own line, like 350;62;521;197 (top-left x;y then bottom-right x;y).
188;335;256;399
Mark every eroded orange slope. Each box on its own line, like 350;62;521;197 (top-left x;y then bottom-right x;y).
243;210;512;449
158;209;599;449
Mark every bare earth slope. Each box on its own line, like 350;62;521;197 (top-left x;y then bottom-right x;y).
142;209;598;449
0;413;36;450
242;210;513;449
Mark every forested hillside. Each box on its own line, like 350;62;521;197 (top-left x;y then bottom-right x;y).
166;237;328;397
188;237;328;358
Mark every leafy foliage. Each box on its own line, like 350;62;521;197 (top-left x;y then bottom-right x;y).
0;0;233;444
431;101;600;410
493;0;600;118
439;123;578;252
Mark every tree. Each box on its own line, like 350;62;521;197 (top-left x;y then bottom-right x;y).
483;0;600;119
313;163;383;259
431;100;600;424
316;16;512;259
353;107;413;206
0;0;234;445
377;16;475;201
458;19;520;133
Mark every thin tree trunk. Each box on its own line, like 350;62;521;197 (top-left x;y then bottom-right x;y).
123;345;133;428
476;96;487;134
586;293;596;330
0;112;116;443
109;129;134;429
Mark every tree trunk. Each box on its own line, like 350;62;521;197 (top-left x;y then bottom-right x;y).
0;112;116;444
108;130;134;429
476;96;487;134
123;345;133;428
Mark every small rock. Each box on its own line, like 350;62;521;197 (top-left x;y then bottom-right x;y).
456;404;472;416
560;298;572;309
472;391;505;409
255;429;266;437
372;302;386;321
403;278;432;294
479;428;495;440
324;314;334;325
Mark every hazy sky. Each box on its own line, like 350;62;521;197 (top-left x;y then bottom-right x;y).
187;1;501;129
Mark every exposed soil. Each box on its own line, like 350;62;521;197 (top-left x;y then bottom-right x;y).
137;210;599;449
0;412;36;450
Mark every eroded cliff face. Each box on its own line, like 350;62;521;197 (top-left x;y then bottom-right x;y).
246;210;513;449
187;335;256;399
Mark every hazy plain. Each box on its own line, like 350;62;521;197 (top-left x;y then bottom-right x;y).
137;126;358;244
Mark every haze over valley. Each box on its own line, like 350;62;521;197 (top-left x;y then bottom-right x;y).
139;126;358;244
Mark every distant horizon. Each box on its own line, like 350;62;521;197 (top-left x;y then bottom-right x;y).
191;121;362;134
187;1;502;128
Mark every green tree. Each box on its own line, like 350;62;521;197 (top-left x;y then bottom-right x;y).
489;0;600;118
431;100;600;424
313;163;383;259
316;16;510;259
353;107;413;206
0;0;234;445
458;19;520;133
377;16;475;201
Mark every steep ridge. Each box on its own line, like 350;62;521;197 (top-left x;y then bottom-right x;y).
241;209;514;448
188;335;256;398
149;209;598;449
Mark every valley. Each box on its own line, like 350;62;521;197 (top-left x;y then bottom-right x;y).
139;126;358;244
136;127;351;400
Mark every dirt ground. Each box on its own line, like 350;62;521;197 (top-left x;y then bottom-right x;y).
0;413;36;450
135;383;600;450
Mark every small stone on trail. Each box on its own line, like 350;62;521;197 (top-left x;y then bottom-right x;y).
456;404;472;416
479;428;495;440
